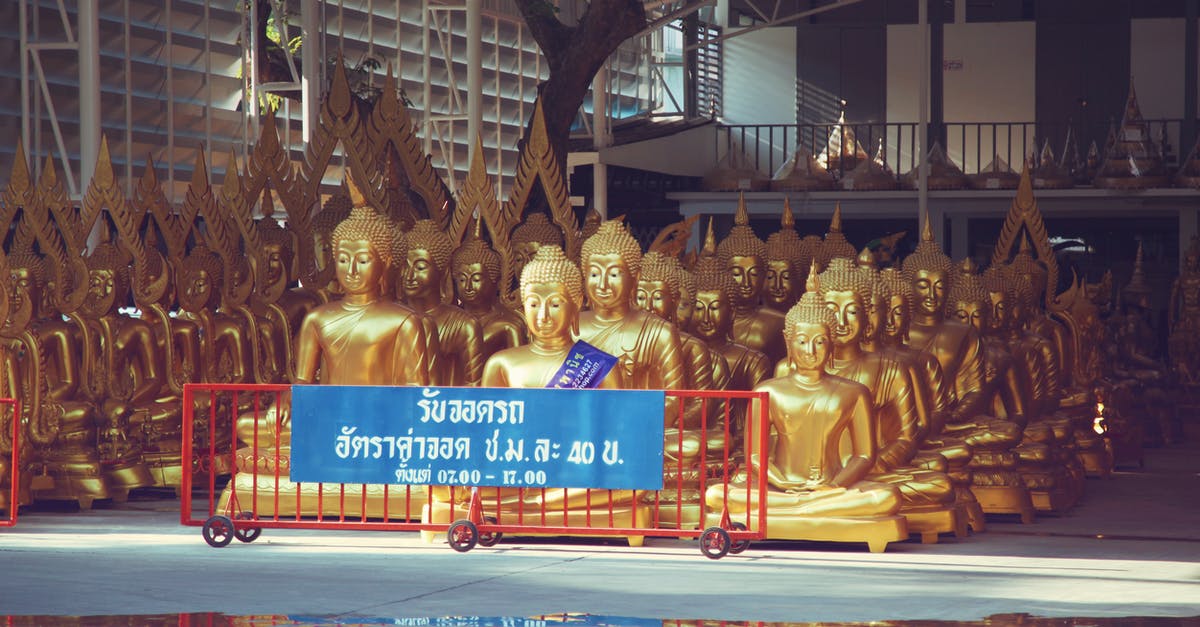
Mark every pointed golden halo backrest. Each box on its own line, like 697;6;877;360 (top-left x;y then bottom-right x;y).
1;140;35;240
180;150;215;261
208;155;254;307
89;137;170;307
504;98;579;263
367;66;452;229
297;54;388;284
243;108;304;282
990;166;1060;312
36;155;95;315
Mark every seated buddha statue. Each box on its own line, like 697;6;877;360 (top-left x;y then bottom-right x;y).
808;258;961;542
637;251;719;394
9;252;112;508
691;221;770;393
1008;237;1077;401
816;203;858;270
945;259;1037;523
452;217;526;362
876;267;953;438
981;265;1075;513
401;219;485;387
223;201;434;521
578;221;688;392
306;191;353;301
425;245;646;544
254;214;322;380
718;196;786;365
703;288;906;552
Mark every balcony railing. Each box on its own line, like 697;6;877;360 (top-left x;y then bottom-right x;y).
717;119;1193;183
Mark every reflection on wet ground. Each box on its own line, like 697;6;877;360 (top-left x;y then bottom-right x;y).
4;614;1199;626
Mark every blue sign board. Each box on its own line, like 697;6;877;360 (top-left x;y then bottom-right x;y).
289;386;665;490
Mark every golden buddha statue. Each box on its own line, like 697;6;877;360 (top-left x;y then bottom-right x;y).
177;245;253;384
703;288;906;552
511;213;563;283
763;200;807;314
877;267;952;436
256;212;321;357
75;242;165;495
452;217;526;361
1168;237;1200;382
308;191;353;300
901;218;988;427
946;259;1038;522
10;251;112;508
224;201;434;521
691;228;771;392
426;245;646;544
1008;236;1074;399
578;220;688;391
401;219;485;386
808;258;961;541
637;251;720;393
675;266;697;331
981;265;1074;514
718;196;787;364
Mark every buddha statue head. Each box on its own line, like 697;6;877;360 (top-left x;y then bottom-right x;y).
676;266;697;329
817;203;857;270
817;257;874;349
330;204;397;300
520;245;583;343
1006;267;1037;331
511;213;563;280
257;216;295;301
1009;234;1049;307
80;243;131;319
717;195;767;309
901;217;954;320
636;251;683;322
982;265;1016;335
451;218;502;310
764;200;804;312
402;219;455;305
312;192;353;275
692;252;735;343
784;286;837;374
947;258;990;333
7;252;46;332
878;267;913;344
180;245;225;313
580;220;642;314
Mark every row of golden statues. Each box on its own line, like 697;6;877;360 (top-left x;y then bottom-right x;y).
0;56;1174;552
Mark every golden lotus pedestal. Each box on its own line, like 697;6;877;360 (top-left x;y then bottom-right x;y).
970;485;1037;524
29;458;113;510
901;504;970;544
422;488;650;547
217;447;427;521
703;509;907;554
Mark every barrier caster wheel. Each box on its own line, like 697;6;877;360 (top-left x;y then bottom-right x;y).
728;521;750;554
448;520;478;553
477;516;501;547
234;512;261;543
202;515;235;548
700;526;731;560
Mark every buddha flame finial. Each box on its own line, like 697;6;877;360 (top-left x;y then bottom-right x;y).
473;210;484;240
782;197;795;229
735;192;750;227
856;246;876;270
702;217;718;257
830;202;843;233
960;256;978;274
805;260;821;294
921;209;935;243
346;173;367;208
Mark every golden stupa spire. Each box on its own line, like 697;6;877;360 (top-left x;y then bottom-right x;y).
829;202;843;233
734;192;750;226
702;217;718;257
782;197;795;229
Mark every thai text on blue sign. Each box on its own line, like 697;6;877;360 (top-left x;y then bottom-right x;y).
289;385;665;490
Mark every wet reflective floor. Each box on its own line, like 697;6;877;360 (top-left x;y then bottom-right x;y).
3;615;1200;626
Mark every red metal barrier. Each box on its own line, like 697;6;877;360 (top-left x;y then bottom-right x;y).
181;384;768;558
1;397;20;528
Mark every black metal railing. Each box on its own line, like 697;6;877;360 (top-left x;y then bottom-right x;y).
717;119;1192;183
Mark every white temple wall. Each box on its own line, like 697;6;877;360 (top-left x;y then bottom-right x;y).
721;26;797;176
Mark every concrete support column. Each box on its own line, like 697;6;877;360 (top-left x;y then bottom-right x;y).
1183;0;1198;153
917;0;930;229
466;0;482;162
78;0;101;188
593;162;608;219
301;0;320;145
